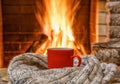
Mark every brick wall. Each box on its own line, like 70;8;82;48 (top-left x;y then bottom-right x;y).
2;0;42;67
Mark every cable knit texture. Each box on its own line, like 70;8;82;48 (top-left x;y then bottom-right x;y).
7;53;117;84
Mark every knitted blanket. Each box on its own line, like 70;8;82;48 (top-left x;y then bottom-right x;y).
7;53;117;84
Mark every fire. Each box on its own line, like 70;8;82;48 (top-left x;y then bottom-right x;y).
35;0;87;55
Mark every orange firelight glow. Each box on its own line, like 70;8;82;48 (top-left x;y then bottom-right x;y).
35;0;88;55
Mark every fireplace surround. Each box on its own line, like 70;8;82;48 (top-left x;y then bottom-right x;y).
0;0;99;67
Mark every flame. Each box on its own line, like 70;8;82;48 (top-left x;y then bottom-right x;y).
35;0;87;55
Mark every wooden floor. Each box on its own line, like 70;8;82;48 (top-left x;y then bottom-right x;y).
0;67;120;84
0;68;8;84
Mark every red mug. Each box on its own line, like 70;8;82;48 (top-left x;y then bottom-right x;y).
47;48;81;69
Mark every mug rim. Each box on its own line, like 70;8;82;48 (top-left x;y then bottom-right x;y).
47;48;73;50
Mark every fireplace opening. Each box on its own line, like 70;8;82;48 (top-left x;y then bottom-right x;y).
33;0;99;56
0;0;99;67
34;0;92;55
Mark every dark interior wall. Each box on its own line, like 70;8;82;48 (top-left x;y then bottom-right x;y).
2;0;41;67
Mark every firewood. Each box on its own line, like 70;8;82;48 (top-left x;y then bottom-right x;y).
26;34;48;53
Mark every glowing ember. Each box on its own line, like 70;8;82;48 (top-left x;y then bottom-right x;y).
35;0;87;55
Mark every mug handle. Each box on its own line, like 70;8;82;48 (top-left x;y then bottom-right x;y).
71;55;81;67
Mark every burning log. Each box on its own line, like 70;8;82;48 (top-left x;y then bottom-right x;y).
26;33;48;54
92;39;120;65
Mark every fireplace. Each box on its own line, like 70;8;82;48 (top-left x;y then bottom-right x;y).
0;0;98;67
